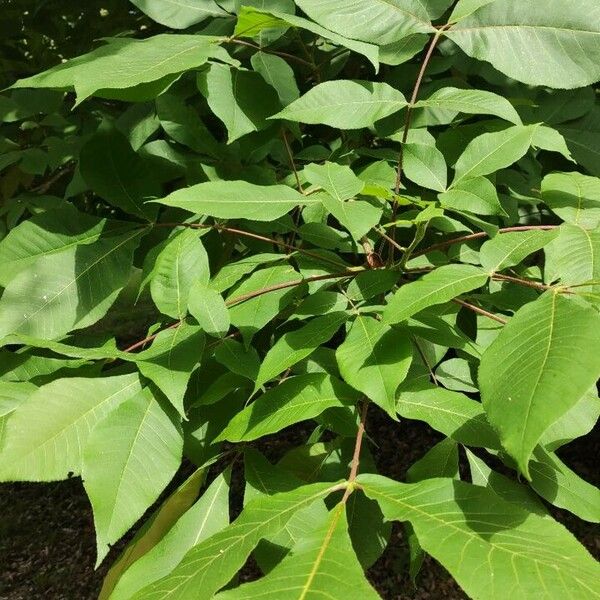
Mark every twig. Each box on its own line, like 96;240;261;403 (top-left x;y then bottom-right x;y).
388;26;449;261
121;321;181;353
226;38;314;69
122;270;364;353
453;299;508;324
30;162;74;194
281;129;303;193
413;225;559;257
411;335;438;385
492;273;552;291
155;222;346;269
342;401;369;503
225;270;362;306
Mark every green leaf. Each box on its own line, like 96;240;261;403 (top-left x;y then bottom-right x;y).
449;0;496;22
243;449;332;573
304;162;364;201
531;125;574;162
539;387;600;451
336;316;412;416
271;80;407;129
414;87;522;125
210;253;283;293
80;125;160;220
188;281;230;338
479;293;600;478
156;92;220;157
235;7;379;70
109;469;230;600
99;469;207;600
0;206;128;286
480;229;559;273
452;125;534;186
438;176;507;217
315;191;383;241
133;482;340;599
383;264;489;325
295;0;435;45
254;312;348;392
419;0;454;19
360;474;600;599
215;504;380;599
155;181;312;221
0;229;141;341
150;229;210;319
403;143;447;191
0;374;141;481
135;324;205;416
0;381;37;418
465;449;546;514
251;52;300;107
346;269;401;301
214;338;260;381
407;438;459;482
227;264;301;343
83;388;182;564
545;224;600;297
529;447;600;523
434;358;477;393
197;64;281;143
218;373;359;442
397;387;500;449
130;0;227;29
542;172;600;229
11;34;224;103
445;0;600;89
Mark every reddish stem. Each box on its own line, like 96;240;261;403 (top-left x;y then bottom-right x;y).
342;401;369;503
453;299;508;324
413;225;559;257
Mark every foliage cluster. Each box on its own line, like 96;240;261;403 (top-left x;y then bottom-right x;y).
1;1;600;598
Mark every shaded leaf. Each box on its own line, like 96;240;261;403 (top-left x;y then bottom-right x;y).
136;324;205;416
